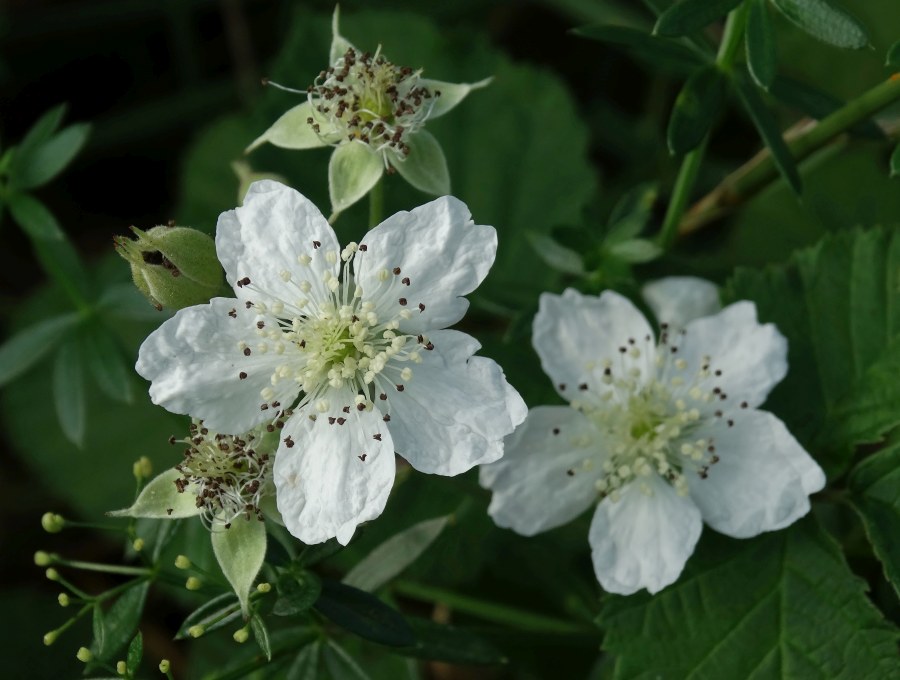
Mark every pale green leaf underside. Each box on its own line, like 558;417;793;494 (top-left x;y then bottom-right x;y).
726;227;900;476
212;517;267;615
108;468;202;519
601;519;899;679
343;515;449;592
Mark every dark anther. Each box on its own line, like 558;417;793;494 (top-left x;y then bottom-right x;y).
359;244;368;251
328;417;336;425
552;428;560;435
619;347;627;353
379;393;387;400
142;250;164;265
740;401;748;409
392;267;401;275
342;406;350;413
383;414;391;422
727;420;734;427
239;372;247;380
566;469;575;477
284;436;294;448
578;383;588;391
256;321;265;329
313;240;321;249
399;298;407;306
228;308;237;318
168;435;176;445
243;347;251;356
357;403;365;411
559;383;567;391
401;277;410;286
396;384;405;392
358;453;368;462
337;417;346;425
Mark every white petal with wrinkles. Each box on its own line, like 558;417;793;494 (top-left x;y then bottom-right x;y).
482;406;603;535
589;476;702;595
354;197;496;334
274;399;395;546
217;181;339;308
687;410;824;538
136;297;299;433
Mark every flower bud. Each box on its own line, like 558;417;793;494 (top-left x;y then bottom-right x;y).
185;576;202;591
43;630;59;646
232;626;249;644
116;660;127;675
133;456;153;480
41;512;65;533
132;538;145;552
174;555;191;570
76;647;93;663
114;224;222;310
45;568;60;581
34;551;54;566
159;659;171;673
58;593;70;607
187;624;205;638
256;582;272;593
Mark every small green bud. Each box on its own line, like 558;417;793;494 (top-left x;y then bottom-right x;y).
114;224;222;311
159;659;171;673
132;538;145;552
187;624;205;638
174;555;191;570
45;568;60;581
256;582;272;593
41;512;65;533
185;576;202;591
116;660;127;675
58;593;70;607
133;456;153;480
34;551;54;566
232;626;249;644
43;630;59;646
76;647;93;663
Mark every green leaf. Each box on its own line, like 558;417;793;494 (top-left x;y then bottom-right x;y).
606;238;663;263
607;183;659;242
82;323;133;403
725;227;900;476
322;640;372;680
53;338;86;447
126;632;143;675
891;143;900;178
286;640;321;680
297;538;343;567
389;130;450;196
735;76;802;195
328;142;383;214
746;0;777;89
246;101;328;153
600;518;899;678
770;0;868;49
314;579;416;647
12;123;90;190
344;515;450;592
527;232;585;276
398;618;507;664
768;76;883;138
250;615;272;661
573;24;705;73
211;518;267;615
92;583;150;663
175;592;242;640
7;191;64;240
849;444;900;598
0;313;78;387
273;569;322;616
12;105;67;173
92;606;106;659
654;0;743;37
108;468;202;519
887;40;900;68
667;65;728;155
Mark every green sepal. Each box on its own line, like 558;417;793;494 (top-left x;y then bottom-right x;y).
108;468;202;519
419;77;492;120
245;101;330;154
211;517;267;616
389;130;450;196
328;142;383;214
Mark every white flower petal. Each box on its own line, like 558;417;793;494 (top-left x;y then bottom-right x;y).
328;142;384;214
274;398;395;545
481;406;603;535
216;180;339;308
687;409;824;538
676;301;787;411
589;475;702;595
245;102;329;153
420;77;492;120
641;276;721;328
354;196;496;334
136;297;299;432
388;130;450;196
385;330;525;475
533;289;656;402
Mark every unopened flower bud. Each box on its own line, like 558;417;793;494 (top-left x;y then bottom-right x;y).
133;456;153;480
185;576;202;591
174;555;191;570
76;647;93;663
43;630;59;646
116;660;127;675
187;624;205;638
132;538;145;552
58;593;70;607
256;582;272;593
159;659;171;673
114;224;222;310
41;512;65;533
45;568;60;581
34;551;54;566
232;626;249;644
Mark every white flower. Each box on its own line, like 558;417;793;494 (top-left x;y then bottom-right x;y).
246;7;490;214
480;281;824;595
137;180;525;546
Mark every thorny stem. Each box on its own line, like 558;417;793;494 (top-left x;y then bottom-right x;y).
392;580;594;635
657;4;749;251
679;74;900;237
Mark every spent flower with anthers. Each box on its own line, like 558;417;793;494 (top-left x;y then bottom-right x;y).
136;180;526;545
246;8;490;214
480;278;825;595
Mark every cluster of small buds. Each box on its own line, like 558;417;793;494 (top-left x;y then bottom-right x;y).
171;420;274;528
307;47;438;162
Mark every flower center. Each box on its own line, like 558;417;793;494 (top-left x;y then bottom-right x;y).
306;47;438;159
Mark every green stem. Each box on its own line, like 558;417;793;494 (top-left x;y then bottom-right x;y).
657;4;748;250
392;580;594;635
681;74;900;236
368;177;384;228
54;558;153;577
